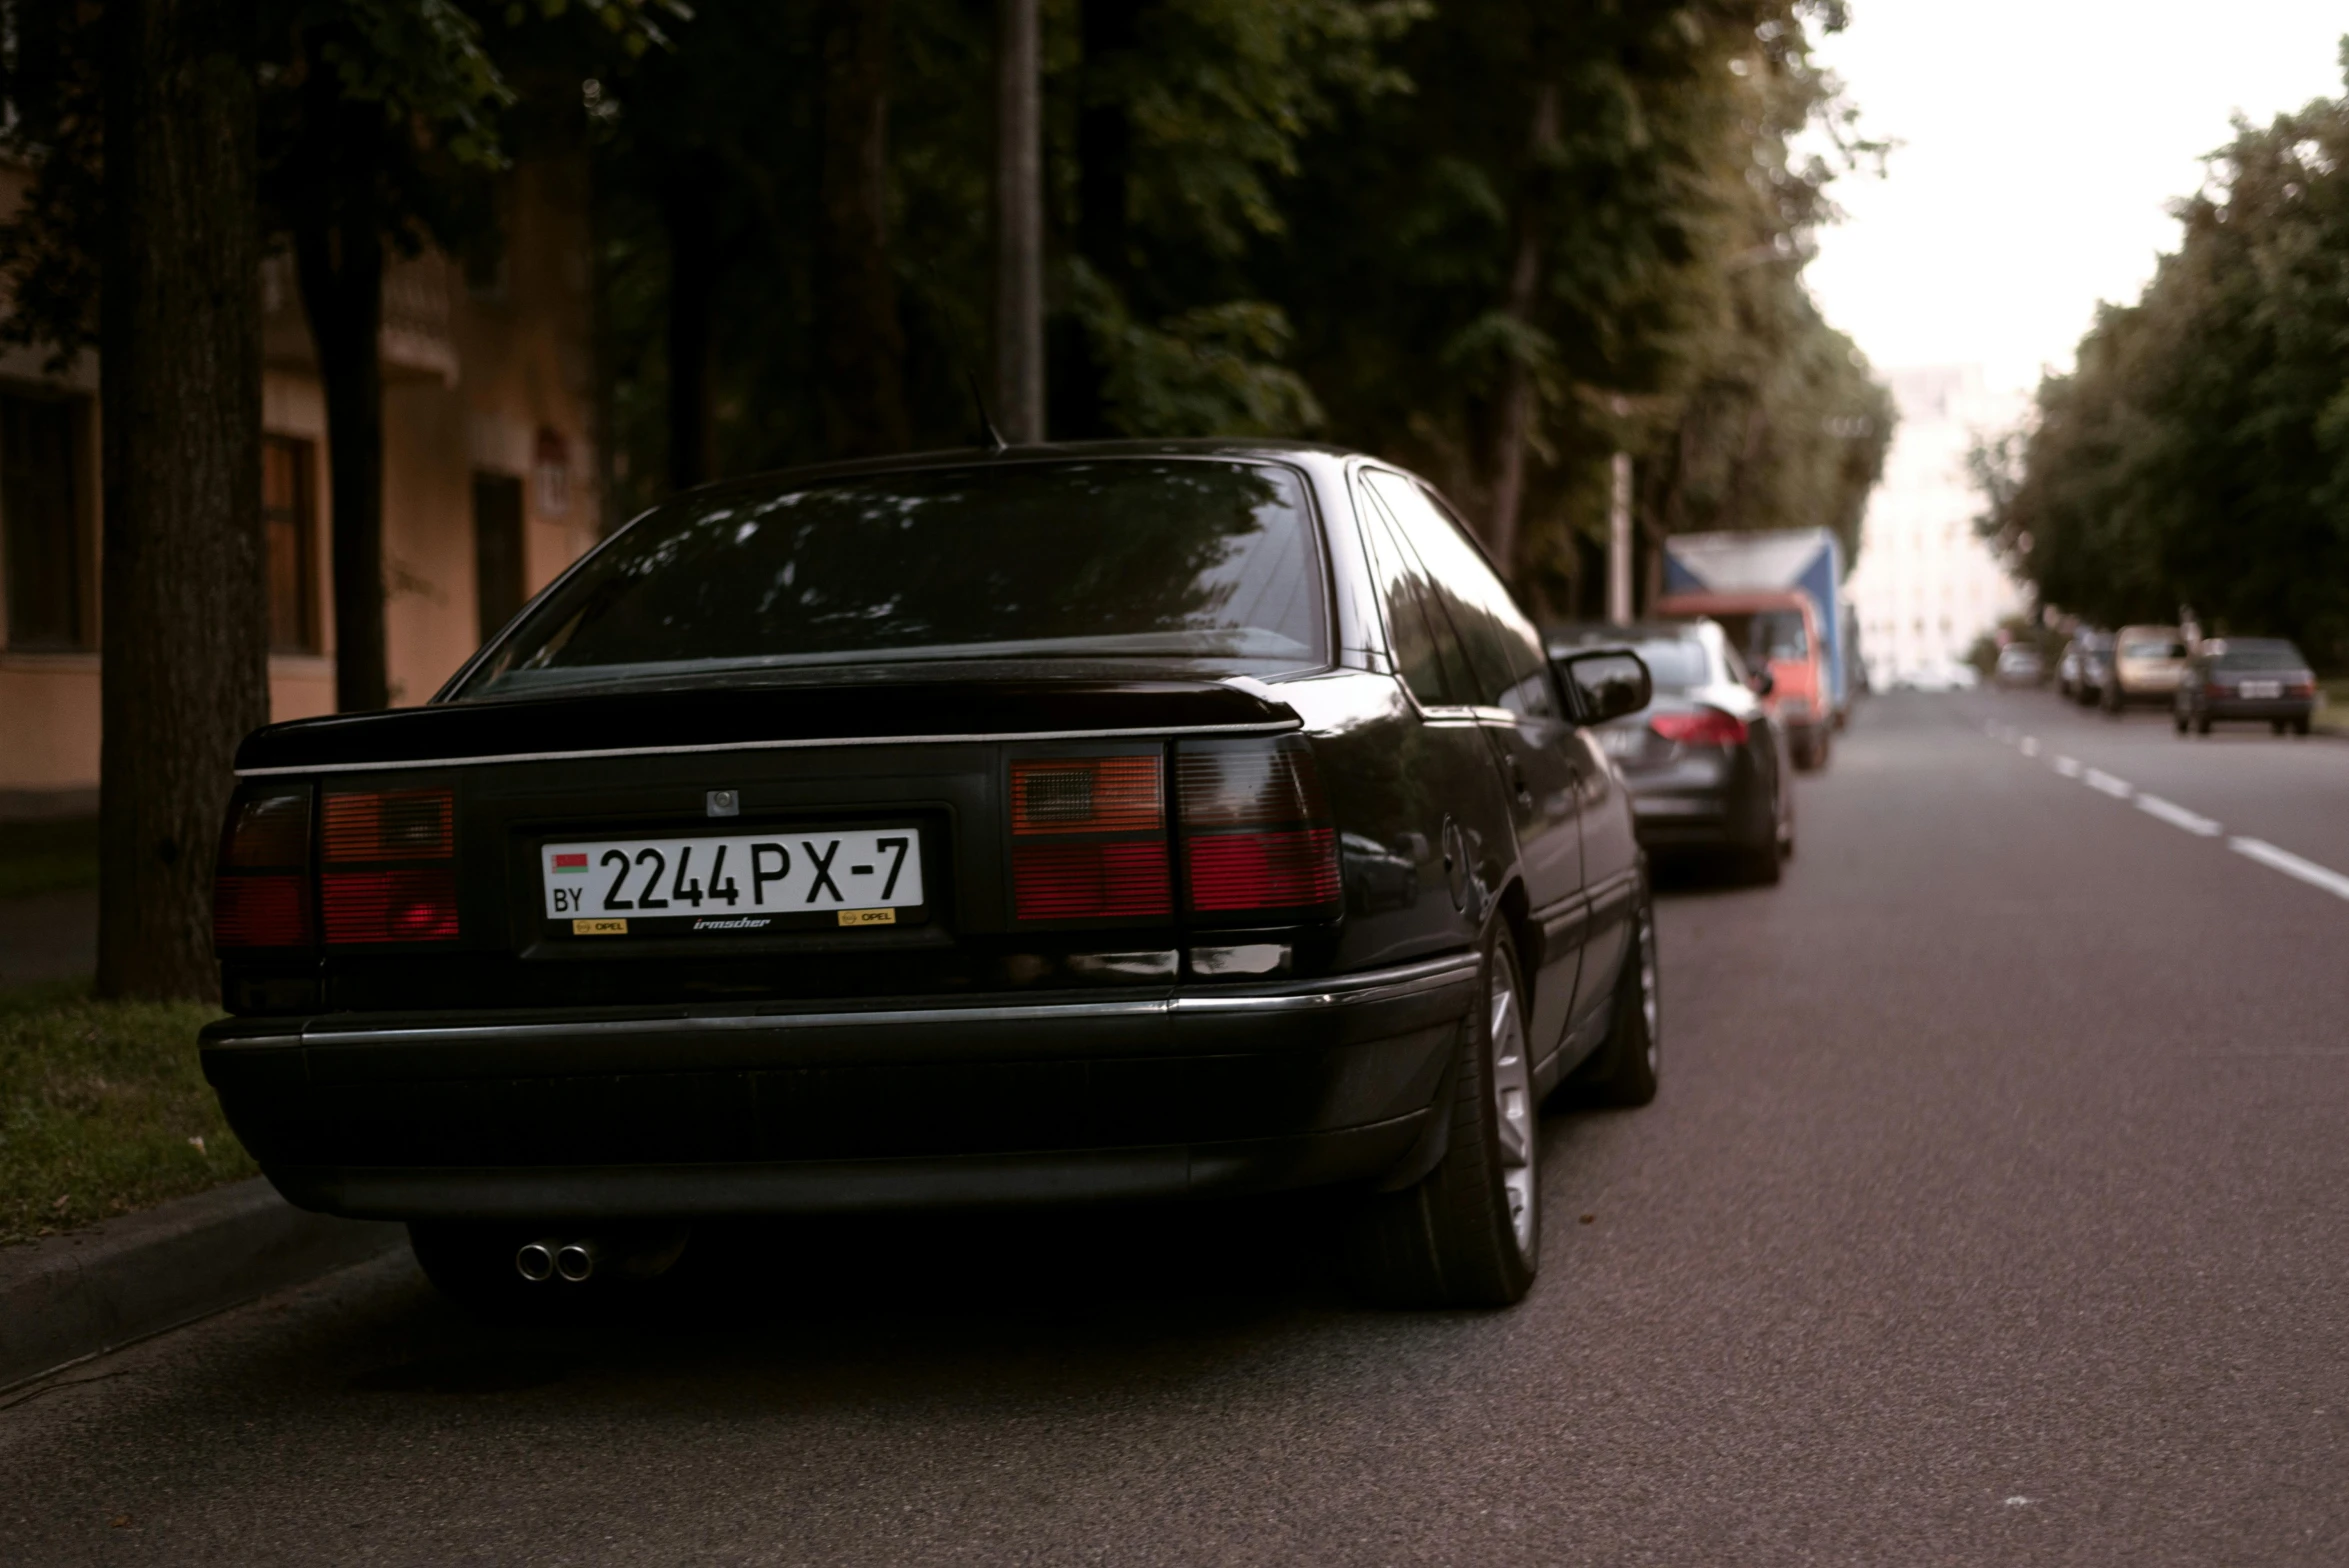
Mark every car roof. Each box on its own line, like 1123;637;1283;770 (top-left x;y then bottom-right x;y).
651;438;1363;509
2201;637;2297;654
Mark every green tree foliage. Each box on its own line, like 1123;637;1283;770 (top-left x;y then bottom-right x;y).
1977;48;2349;666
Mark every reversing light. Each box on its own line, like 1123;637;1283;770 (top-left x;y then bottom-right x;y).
321;787;459;943
1650;707;1748;747
1176;743;1340;915
213;789;314;950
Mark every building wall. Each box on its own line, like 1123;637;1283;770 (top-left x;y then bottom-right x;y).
1846;365;2030;686
0;157;599;792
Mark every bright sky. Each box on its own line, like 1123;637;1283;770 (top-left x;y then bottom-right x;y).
1803;2;2347;395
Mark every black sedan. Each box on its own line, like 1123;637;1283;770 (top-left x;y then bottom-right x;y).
203;441;1658;1310
1550;620;1792;884
2174;638;2318;735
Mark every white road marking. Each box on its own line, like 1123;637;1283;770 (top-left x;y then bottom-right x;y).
2082;768;2133;799
2019;736;2040;757
2052;756;2082;778
2230;837;2349;904
2134;794;2222;837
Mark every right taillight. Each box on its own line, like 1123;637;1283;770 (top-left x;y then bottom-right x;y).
321;787;460;943
213;787;315;951
1651;707;1749;747
1008;756;1171;921
1177;742;1340;915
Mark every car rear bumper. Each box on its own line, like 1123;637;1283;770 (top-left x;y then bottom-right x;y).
201;953;1479;1221
1620;752;1766;851
2196;698;2315;721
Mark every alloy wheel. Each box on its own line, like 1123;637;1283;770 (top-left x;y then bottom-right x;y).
1488;961;1536;1256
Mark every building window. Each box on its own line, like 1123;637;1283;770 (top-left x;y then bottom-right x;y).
1;390;87;651
473;471;525;640
262;435;319;653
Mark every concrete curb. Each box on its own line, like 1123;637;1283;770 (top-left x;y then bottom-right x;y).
0;1177;402;1392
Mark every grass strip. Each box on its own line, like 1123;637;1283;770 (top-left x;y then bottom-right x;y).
0;817;100;899
0;981;256;1248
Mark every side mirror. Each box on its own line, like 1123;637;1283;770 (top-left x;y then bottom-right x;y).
1749;668;1776;698
1556;648;1653;724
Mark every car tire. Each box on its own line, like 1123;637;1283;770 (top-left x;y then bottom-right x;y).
2195;715;2212;736
1342;926;1540;1308
2175;711;2189;735
1567;876;1661;1109
2294;717;2311;736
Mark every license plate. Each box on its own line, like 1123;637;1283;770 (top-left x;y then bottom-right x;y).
2239;681;2282;699
541;829;924;930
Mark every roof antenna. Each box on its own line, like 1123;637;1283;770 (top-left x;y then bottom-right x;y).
966;372;1009;455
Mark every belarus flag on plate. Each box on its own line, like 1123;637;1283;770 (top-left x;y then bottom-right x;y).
553;853;589;874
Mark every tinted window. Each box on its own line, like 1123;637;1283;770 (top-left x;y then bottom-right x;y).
2121;638;2186;659
1363;471;1555;718
2214;643;2306;670
455;460;1325;698
1357;493;1468;707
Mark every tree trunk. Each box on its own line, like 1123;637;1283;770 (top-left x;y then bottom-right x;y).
96;0;266;1000
993;0;1045;443
289;68;389;713
663;171;718;489
1478;84;1560;579
1050;0;1138;439
816;0;908;459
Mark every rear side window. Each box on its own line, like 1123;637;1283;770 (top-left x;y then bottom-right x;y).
1714;610;1809;665
1357;492;1469;708
452;459;1326;699
1362;471;1556;719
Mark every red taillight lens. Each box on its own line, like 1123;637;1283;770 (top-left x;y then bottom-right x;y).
1188;828;1340;911
1011;842;1173;921
1177;742;1340;916
2205;681;2228;698
2290;681;2317;698
321;869;461;943
1650;707;1748;747
323;788;454;861
320;787;459;943
213;788;313;950
1007;754;1170;922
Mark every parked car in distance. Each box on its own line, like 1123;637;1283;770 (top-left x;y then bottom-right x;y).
202;440;1664;1313
2104;626;2189;712
1650;588;1832;771
2072;630;2115;706
2174;638;2318;735
1550;619;1792;884
1994;644;2044;688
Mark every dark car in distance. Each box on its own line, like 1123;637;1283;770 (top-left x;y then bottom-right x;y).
2174;638;2318;735
1550;620;1792;884
203;442;1660;1310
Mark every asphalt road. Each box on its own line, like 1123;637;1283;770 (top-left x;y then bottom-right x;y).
7;690;2349;1566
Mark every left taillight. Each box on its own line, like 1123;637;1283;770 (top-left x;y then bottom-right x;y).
1008;756;1171;922
1177;741;1340;917
213;787;315;951
321;787;460;943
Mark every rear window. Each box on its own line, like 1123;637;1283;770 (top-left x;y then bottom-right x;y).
452;460;1327;699
1622;640;1710;690
2214;643;2306;670
2122;638;2187;659
1713;610;1808;665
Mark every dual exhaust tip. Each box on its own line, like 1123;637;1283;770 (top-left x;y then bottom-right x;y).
514;1238;596;1284
514;1226;689;1285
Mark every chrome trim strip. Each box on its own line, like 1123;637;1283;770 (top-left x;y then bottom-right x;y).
210;950;1483;1051
235;720;1301;778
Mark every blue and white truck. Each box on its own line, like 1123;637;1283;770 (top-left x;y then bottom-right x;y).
1659;527;1854;728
